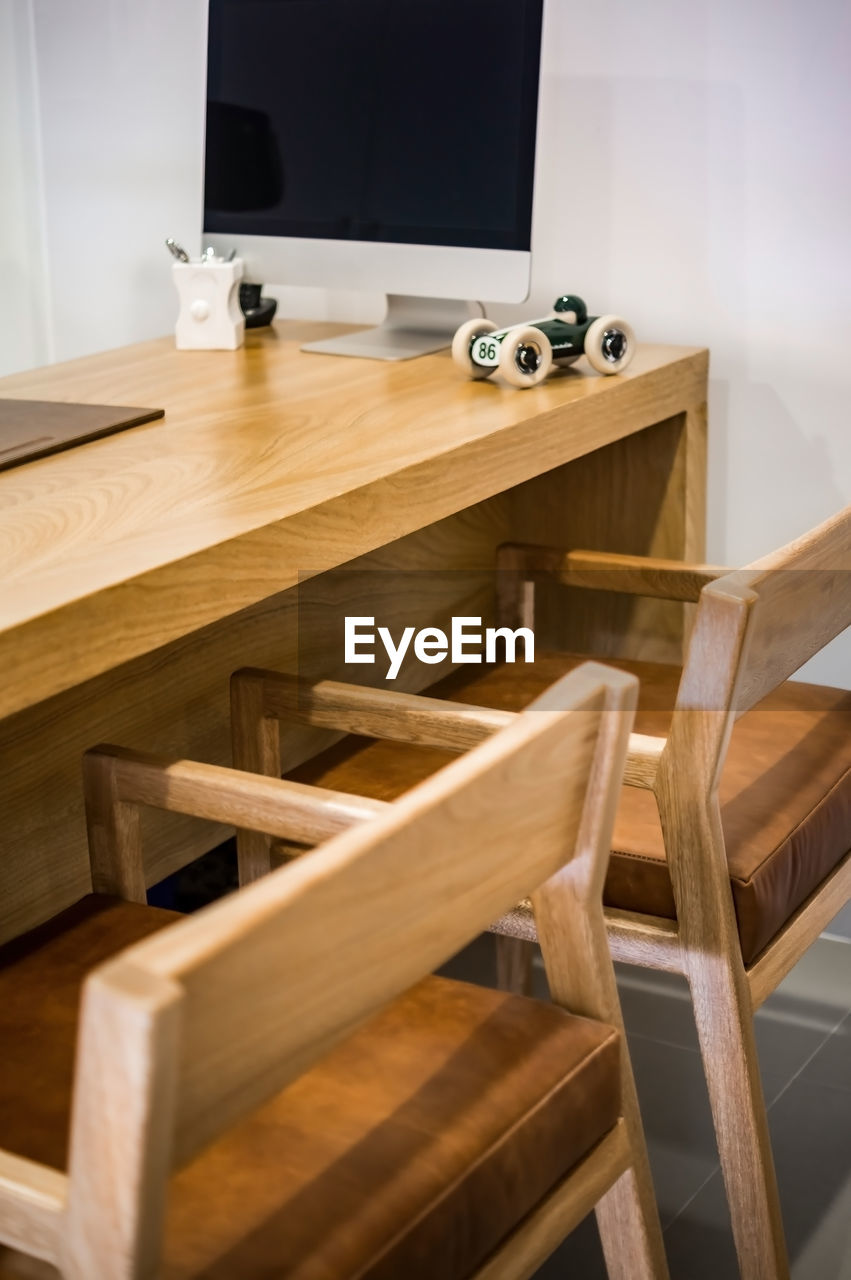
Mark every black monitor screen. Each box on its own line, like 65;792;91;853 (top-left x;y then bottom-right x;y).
204;0;544;251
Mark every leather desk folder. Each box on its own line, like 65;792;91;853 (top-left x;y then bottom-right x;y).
0;400;164;472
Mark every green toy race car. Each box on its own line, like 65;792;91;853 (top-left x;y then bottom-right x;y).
451;295;635;388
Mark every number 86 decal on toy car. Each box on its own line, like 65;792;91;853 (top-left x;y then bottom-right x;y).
451;294;635;388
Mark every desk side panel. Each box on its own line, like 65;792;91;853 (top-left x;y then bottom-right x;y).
0;500;507;942
0;413;704;941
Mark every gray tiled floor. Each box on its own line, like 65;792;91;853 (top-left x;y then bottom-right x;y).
825;901;851;942
443;926;851;1279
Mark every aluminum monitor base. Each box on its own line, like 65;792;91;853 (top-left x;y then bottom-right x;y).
301;295;482;361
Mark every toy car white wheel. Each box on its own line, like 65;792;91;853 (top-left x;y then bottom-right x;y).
583;315;635;375
498;325;553;388
451;318;499;378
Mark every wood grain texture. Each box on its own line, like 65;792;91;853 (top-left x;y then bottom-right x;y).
529;668;667;1279
605;911;683;972
232;667;515;885
653;593;789;1279
0;444;702;946
0;501;508;943
230;668;286;885
0;340;707;949
508;409;708;663
0;1155;65;1264
231;661;666;1276
679;402;708;564
0;330;707;1273
255;669;517;749
87;744;388;885
50;667;652;1273
2;662;664;1279
623;734;666;790
0;329;706;718
84;748;147;904
143;672;615;1166
558;549;727;601
493;904;685;976
487;506;851;1280
727;505;851;714
63;962;182;1280
234;668;667;809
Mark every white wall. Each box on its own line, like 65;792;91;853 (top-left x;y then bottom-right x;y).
2;0;849;682
521;0;851;685
0;0;50;373
26;0;209;363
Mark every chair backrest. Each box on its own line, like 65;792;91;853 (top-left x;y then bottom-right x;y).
727;505;850;716
61;661;636;1279
675;505;851;739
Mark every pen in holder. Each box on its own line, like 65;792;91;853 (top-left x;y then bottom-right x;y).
172;250;245;350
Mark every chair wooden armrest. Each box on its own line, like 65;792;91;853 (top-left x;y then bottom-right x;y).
0;1151;65;1261
623;733;666;789
234;669;665;794
83;745;387;900
260;726;667;869
236;668;516;751
231;672;664;881
498;543;730;603
232;672;665;878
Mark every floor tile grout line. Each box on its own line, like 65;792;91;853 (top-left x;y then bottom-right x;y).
624;1028;703;1056
769;1075;851;1117
765;1017;848;1111
662;1162;723;1232
659;1040;851;1234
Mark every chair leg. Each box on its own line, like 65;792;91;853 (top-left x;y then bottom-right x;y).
596;1049;669;1279
494;935;535;994
596;1163;668;1280
689;961;790;1280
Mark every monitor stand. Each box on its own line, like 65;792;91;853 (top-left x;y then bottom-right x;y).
301;295;483;361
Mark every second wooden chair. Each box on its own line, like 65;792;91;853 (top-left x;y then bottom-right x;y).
245;507;850;1280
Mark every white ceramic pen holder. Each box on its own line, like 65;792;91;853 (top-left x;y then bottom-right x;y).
173;257;245;350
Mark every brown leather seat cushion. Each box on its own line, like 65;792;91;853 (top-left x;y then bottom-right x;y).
0;1249;59;1278
0;894;180;1169
0;896;620;1280
162;977;619;1280
287;654;851;965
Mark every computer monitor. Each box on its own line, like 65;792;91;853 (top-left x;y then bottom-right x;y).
203;0;545;359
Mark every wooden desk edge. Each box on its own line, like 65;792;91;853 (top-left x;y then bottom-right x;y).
0;347;708;718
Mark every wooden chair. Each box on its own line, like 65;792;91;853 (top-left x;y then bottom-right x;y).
238;507;851;1280
0;663;669;1279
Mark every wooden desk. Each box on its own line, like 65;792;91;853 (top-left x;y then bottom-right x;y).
0;322;707;940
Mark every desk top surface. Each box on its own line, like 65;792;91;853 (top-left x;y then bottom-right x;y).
0;321;706;716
